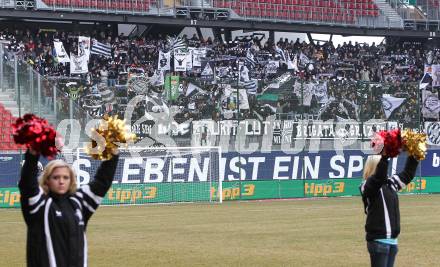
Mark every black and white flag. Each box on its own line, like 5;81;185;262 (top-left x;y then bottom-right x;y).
222;86;250;111
186;83;202;98
54;41;70;63
422;89;440;119
192;48;206;67
275;45;287;62
381;94;406;119
314;82;328;104
186;49;193;70
168;36;187;53
266;61;279;74
70;53;88;74
425;122;440;145
78;36;91;59
150;70;165;86
158;51;171;71
174;52;187;72
201;60;215;81
238;62;250;82
101;89;115;103
420;72;432;90
300;52;310;65
243;79;258;95
217;66;231;79
91;39;112;58
245;49;257;68
432;65;440;87
302;83;314;107
288;53;298;71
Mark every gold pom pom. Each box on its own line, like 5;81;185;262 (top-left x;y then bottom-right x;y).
401;129;427;161
86;114;137;160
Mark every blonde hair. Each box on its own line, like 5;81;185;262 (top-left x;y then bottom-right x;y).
39;160;77;194
363;155;382;180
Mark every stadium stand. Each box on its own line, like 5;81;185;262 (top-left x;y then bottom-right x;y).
423;0;440;20
40;0;155;12
1;0;439;152
0;103;24;151
213;0;379;24
0;27;426;131
0;0;398;28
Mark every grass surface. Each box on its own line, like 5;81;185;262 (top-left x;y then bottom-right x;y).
1;195;440;266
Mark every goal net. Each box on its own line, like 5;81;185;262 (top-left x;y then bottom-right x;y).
60;146;222;205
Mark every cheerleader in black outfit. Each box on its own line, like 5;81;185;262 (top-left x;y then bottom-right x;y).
360;154;418;267
19;148;119;267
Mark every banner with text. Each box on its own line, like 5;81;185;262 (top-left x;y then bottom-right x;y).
1;177;439;207
2;150;440;189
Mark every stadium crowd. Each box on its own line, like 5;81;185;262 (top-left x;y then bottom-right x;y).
0;28;429;126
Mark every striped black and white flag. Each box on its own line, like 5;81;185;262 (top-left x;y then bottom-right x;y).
275;45;287;62
168;36;187;53
243;79;258;95
245;49;257;69
91;39;111;58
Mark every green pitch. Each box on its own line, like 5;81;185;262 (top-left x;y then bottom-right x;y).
1;195;440;266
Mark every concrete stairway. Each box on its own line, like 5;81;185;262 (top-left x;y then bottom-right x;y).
188;0;212;7
0;89;25;118
375;0;404;28
0;88;56;125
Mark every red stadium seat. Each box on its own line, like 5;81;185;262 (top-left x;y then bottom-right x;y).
38;0;377;25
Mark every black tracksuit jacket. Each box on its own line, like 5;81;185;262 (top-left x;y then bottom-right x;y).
19;151;119;267
360;155;419;241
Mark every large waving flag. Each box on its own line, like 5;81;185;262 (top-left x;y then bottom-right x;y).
381;94;406;119
186;83;203;98
167;36;187;52
91;39;112;58
420;72;432;90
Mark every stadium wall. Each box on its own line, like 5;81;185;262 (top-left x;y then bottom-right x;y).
0;149;439;207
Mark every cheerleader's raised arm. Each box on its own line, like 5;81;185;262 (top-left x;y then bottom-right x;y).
73;152;119;225
18;149;44;225
360;155;389;198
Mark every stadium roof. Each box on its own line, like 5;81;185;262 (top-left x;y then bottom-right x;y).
0;9;433;38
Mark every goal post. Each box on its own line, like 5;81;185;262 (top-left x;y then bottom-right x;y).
63;146;222;205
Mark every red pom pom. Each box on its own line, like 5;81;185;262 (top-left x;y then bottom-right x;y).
371;129;402;158
12;114;62;159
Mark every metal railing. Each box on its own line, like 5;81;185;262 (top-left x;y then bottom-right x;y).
0;44;91;141
389;0;440;30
